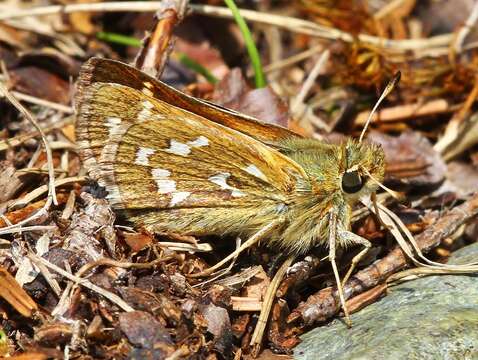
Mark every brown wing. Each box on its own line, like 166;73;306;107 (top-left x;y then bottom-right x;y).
76;57;301;147
76;81;308;235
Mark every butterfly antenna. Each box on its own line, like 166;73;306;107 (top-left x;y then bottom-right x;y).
359;71;401;143
364;168;402;200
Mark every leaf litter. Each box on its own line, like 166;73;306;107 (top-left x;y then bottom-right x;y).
0;1;477;359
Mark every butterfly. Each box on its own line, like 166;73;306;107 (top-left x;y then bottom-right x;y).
75;57;388;324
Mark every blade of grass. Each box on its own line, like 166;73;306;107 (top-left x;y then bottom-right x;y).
96;31;142;47
223;0;266;88
176;53;218;84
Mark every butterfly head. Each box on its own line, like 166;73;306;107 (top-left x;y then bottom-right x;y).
339;138;385;200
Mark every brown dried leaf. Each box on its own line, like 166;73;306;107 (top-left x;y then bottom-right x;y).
213;69;289;127
9;67;70;104
268;300;300;353
34;323;72;347
122;231;154;252
119;310;175;357
0;163;24;203
446;161;478;196
118;287;182;325
369;131;446;190
242;266;270;300
200;303;233;356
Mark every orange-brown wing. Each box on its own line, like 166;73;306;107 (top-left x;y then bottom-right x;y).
76;82;308;234
77;57;301;147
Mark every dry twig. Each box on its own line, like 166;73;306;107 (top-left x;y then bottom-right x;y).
28;253;134;312
0;2;456;54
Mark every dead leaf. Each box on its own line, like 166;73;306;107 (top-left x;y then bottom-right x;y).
369;131;446;190
119;311;175;357
213;69;290;127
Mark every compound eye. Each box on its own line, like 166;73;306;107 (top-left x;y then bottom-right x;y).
342;170;364;194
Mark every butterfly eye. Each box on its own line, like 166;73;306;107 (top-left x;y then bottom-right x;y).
342;170;364;194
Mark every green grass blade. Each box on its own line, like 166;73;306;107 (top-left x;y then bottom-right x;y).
223;0;266;88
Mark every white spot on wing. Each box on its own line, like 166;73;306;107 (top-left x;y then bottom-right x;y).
135;147;155;166
156;180;176;194
137;100;154;122
170;191;191;206
208;172;246;197
165;140;191;156
152;168;171;178
142;87;154;97
244;164;267;181
208;172;230;188
187;136;209;148
164;136;210;157
105;117;122;137
151;168;175;193
231;189;246;197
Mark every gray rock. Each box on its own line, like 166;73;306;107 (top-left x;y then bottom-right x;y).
295;243;478;360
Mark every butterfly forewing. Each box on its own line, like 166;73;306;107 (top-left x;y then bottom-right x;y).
76;82;308;234
76;58;301;146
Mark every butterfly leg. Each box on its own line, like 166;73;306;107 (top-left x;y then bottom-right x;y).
189;218;283;278
328;212;352;327
339;229;372;285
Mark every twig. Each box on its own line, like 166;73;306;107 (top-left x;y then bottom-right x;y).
290;49;330;116
434;75;478;160
134;0;188;78
277;255;320;297
192;237;241;288
354;99;457;125
0;266;38;317
75;255;174;278
190;5;453;52
31;255;62;297
0;116;75;152
453;0;478;53
231;296;262;311
373;0;410;20
345;283;387;314
0;3;455;52
250;255;295;356
0;83;57;206
157;241;212;252
214;265;263;288
60;191;76;221
0;225;56;235
28;253;134;312
0;88;74;113
10;176;86;210
261;44;324;75
16;168;68;176
0;176;83;235
51;279;75;317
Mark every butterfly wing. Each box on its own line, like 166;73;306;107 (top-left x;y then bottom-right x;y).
76;80;309;235
78;58;301;146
